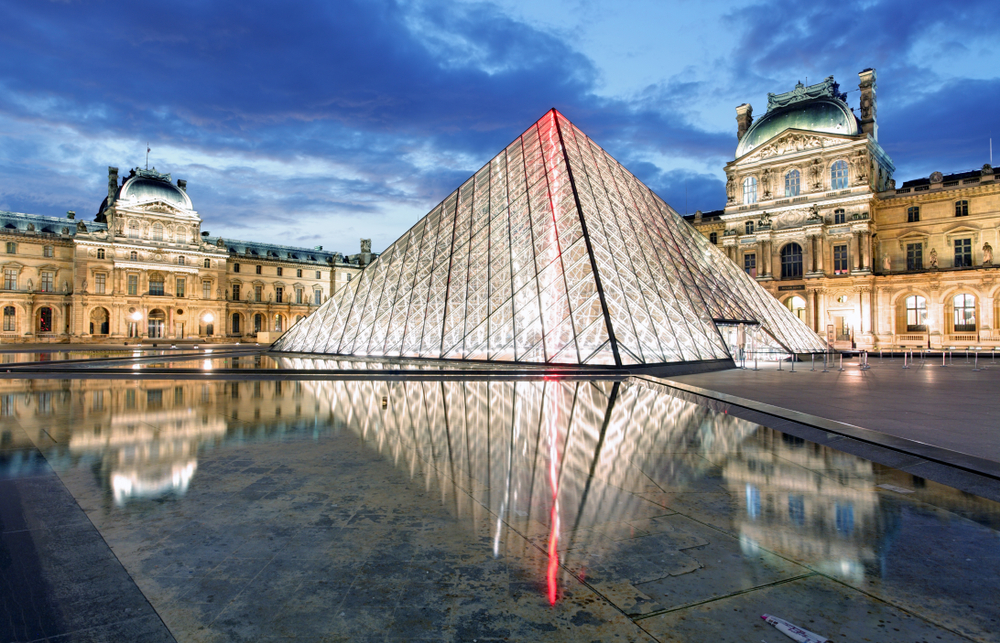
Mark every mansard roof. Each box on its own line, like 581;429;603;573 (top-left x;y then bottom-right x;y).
0;210;106;236
203;236;365;266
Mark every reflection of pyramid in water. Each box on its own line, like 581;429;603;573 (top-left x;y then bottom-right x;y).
275;110;825;365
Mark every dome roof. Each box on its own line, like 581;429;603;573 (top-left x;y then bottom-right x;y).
736;97;859;158
120;171;192;209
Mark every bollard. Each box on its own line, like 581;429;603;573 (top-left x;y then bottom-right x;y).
942;351;947;367
903;352;909;369
838;353;844;371
753;354;758;371
790;354;796;372
811;353;815;371
822;351;829;373
860;351;869;370
966;349;970;363
777;355;783;371
974;351;981;372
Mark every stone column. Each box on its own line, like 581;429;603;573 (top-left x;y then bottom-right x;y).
817;289;828;338
862;232;871;270
806;289;817;331
852;232;861;271
861;287;872;334
815;237;824;273
762;239;772;277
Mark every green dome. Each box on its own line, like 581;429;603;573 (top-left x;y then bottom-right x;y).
736;98;859;157
121;176;191;209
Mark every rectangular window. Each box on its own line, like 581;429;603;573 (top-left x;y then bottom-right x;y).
234;263;240;273
743;253;756;277
43;245;53;258
906;243;923;270
315;271;321;279
232;284;241;300
296;269;302;278
744;221;754;235
203;280;211;299
128;274;138;295
97;248;105;259
275;287;283;303
314;290;322;305
954;238;972;267
149;279;164;296
40;272;53;292
3;269;16;290
3;307;14;331
255;285;262;302
834;210;846;224
955;200;969;217
709;232;718;245
277;267;283;276
256;265;262;275
95;273;106;294
833;245;849;274
5;242;15;254
176;277;186;298
907;206;919;223
204;259;210;268
295;288;303;304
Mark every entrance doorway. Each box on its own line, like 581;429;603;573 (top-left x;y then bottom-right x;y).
148;309;166;338
175;322;185;338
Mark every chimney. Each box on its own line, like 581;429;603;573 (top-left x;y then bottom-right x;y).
107;166;119;205
66;211;75;219
736;104;753;141
858;68;877;141
177;179;187;192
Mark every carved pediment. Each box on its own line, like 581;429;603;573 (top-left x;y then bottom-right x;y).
740;130;828;163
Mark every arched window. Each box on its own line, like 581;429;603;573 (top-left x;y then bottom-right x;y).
785;295;806;321
784;170;800;197
231;313;241;334
128;221;139;238
152;222;164;241
38;307;53;333
905;296;927;331
3;306;15;332
745;220;754;235
97;248;105;259
204;259;210;268
254;313;264;333
831;160;849;189
742;177;757;205
955;200;969;217
780;243;803;279
274;315;283;332
178;256;186;266
709;232;718;245
953;294;976;332
130;250;138;261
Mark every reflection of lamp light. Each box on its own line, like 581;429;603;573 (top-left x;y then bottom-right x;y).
131;311;143;321
202;312;215;323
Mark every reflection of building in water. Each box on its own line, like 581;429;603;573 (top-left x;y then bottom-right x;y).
0;378;332;504
725;430;881;580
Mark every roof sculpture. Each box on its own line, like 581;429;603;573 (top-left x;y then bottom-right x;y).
274;109;825;366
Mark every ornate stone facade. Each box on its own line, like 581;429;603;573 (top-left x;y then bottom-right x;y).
688;69;1000;350
1;167;370;343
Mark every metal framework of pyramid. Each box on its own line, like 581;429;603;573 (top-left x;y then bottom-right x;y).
274;110;825;366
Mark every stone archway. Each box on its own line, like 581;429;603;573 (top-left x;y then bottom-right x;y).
89;306;110;336
148;309;166;339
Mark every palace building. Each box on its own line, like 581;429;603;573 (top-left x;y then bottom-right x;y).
687;69;1000;350
1;166;372;343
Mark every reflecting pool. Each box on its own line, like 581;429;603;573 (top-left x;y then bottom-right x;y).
1;362;998;642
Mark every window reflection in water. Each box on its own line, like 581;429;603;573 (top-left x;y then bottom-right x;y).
1;373;998;602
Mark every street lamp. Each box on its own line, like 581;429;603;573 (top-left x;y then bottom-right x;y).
202;312;215;323
131;310;143;322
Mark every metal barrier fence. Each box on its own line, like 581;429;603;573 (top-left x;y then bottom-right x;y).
737;347;999;372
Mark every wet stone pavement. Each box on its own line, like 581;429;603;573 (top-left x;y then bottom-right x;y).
1;354;999;642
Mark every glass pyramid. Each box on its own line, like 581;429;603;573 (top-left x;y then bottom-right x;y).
274;110;826;365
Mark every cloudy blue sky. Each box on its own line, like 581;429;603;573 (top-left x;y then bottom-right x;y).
1;0;997;255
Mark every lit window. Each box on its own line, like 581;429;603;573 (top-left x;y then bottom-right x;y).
745;220;754;235
43;245;53;258
954;238;972;267
127;274;138;295
178;256;185;266
2;306;14;332
784;170;800;197
95;273;106;294
40;272;53;292
906;243;922;270
274;315;283;332
907;206;919;223
742;177;757;205
149;278;164;296
176;278;185;298
953;294;976;331
3;269;16;290
834;209;846;224
152;223;163;241
743;253;756;277
833;244;849;274
785;295;806;321
97;248;105;259
709;232;718;245
780;243;802;279
38;307;52;333
905;295;927;331
955;200;969;217
831;160;849;189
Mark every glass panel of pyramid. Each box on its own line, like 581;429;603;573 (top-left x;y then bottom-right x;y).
273;109;827;365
